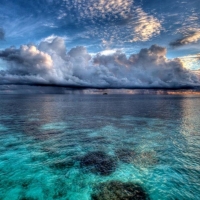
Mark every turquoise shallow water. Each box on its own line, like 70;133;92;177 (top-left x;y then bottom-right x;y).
0;94;200;200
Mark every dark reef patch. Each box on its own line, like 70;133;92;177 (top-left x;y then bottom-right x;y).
80;151;117;176
115;148;136;163
91;181;149;200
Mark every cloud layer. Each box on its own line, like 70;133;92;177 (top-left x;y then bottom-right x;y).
0;37;199;88
58;0;162;44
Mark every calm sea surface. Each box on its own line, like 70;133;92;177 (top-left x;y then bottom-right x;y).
0;94;200;200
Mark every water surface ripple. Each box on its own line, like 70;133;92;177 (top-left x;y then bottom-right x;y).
0;94;200;200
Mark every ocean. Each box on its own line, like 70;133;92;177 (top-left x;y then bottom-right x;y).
0;94;199;200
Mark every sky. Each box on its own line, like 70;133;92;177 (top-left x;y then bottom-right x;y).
0;0;200;92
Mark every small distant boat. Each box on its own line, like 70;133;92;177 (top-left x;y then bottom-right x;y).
103;92;108;95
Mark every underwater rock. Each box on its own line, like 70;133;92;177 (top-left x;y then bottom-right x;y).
80;151;117;176
91;181;149;200
115;148;136;163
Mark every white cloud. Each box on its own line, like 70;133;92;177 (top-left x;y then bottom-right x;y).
179;54;200;70
171;29;200;47
0;37;199;88
62;0;132;20
98;49;121;55
171;12;200;47
60;0;162;43
130;8;162;42
184;31;200;44
0;45;53;75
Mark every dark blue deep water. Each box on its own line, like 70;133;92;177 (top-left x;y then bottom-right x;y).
0;94;200;200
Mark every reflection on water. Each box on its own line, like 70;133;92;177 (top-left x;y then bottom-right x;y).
0;94;200;200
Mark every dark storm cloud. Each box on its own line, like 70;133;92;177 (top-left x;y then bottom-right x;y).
0;85;69;94
0;37;199;89
0;28;5;40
